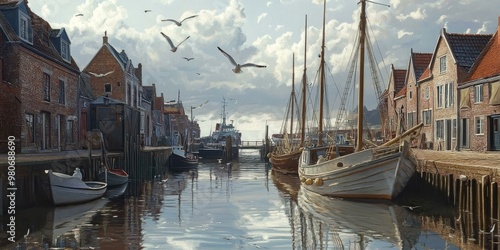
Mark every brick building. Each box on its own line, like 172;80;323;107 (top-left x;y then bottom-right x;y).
417;29;491;150
386;65;406;139
405;50;432;131
0;0;80;153
458;17;500;151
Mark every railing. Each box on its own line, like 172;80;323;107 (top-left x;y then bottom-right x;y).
240;141;264;148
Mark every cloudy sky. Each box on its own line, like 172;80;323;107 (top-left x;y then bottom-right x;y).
28;0;499;140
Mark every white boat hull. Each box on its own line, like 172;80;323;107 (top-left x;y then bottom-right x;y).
298;140;415;200
48;170;108;206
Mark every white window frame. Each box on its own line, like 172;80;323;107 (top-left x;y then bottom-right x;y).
474;84;483;103
19;14;29;42
439;55;447;73
61;40;70;62
422;109;432;126
436;85;443;108
475;116;485;135
452;118;457;139
424;86;430;100
436;120;444;140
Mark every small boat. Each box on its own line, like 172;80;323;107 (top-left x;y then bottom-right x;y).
47;168;107;206
97;167;129;187
169;145;198;171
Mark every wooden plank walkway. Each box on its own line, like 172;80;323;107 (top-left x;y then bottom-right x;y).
411;149;500;180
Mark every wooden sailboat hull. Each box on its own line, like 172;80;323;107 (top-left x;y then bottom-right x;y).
97;169;129;187
47;170;107;206
298;140;415;200
269;148;303;175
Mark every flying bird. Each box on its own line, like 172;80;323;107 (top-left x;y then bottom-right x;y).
162;15;198;26
88;70;114;78
183;57;195;61
402;205;420;211
144;10;152;13
217;47;267;73
75;13;83;17
161;32;190;52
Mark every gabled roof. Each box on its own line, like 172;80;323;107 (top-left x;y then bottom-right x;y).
411;51;432;80
418;67;431;82
428;28;492;73
393;68;407;93
395;86;406;100
462;28;500;85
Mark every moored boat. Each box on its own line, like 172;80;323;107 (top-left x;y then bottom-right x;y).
298;0;422;200
169;145;199;171
97;168;129;187
47;168;107;206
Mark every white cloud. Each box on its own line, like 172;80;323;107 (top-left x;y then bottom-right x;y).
396;7;426;21
397;29;414;39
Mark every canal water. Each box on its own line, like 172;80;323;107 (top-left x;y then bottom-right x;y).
0;149;489;249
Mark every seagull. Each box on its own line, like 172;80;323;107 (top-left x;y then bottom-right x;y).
144;10;152;13
479;223;496;234
217;47;267;73
24;228;30;238
75;13;83;17
196;72;201;75
160;32;190;52
183;57;195;61
162;15;198;26
402;205;420;211
88;70;114;78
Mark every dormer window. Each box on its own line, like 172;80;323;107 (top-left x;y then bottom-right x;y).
19;14;29;41
439;55;447;73
61;40;70;62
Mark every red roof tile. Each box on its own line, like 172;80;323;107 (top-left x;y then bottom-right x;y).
418;67;431;82
395;86;406;98
394;69;407;93
463;31;500;83
412;52;432;80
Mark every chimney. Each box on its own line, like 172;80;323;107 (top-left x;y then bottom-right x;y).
103;31;108;44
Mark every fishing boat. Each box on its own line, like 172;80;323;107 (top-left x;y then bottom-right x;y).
298;0;423;200
199;97;241;161
268;18;309;175
169;145;199;171
297;186;420;249
47;168;107;206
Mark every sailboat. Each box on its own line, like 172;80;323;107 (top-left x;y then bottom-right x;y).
298;0;423;200
268;18;309;175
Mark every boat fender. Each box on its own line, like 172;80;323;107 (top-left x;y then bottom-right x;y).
300;176;307;183
305;178;313;185
314;178;324;186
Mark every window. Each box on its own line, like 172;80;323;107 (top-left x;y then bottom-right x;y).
409;90;412;99
133;86;137;108
452;119;457;139
66;120;74;143
422;109;432;125
58;80;65;104
26;113;34;143
61;40;70;62
20;15;28;41
127;84;131;105
439;56;447;73
436;120;444;140
407;112;415;128
424;86;430;99
436;85;443;108
475;116;484;135
104;83;112;93
448;82;454;108
43;73;50;101
474;84;483;103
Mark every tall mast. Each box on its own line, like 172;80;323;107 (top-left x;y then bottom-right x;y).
318;0;326;147
301;15;307;145
290;54;295;138
356;0;367;152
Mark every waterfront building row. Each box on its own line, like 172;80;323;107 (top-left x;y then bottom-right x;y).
0;0;199;154
385;16;500;152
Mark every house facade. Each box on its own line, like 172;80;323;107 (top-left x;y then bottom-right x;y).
417;29;491;151
0;0;80;153
386;65;407;139
458;17;500;151
405;50;432;132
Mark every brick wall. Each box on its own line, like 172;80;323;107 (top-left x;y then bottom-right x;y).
86;47;126;102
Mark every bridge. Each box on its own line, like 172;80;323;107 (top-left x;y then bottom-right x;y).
240;140;266;149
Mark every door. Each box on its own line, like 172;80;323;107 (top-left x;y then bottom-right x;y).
41;112;51;150
445;119;452;150
491;116;500;150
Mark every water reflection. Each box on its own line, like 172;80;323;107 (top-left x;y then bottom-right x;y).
1;151;498;249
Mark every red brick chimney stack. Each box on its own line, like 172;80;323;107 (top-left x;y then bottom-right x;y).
103;31;108;44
